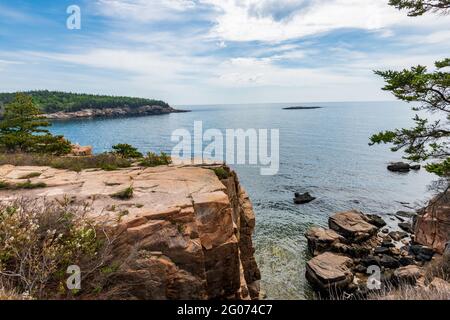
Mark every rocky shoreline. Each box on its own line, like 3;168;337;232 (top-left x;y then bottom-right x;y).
304;192;450;298
43;105;190;120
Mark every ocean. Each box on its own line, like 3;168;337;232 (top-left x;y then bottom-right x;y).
49;101;436;299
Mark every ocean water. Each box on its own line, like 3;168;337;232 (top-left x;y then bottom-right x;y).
49;101;437;300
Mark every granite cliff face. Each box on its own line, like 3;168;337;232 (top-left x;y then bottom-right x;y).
415;190;450;254
43;105;189;120
0;164;260;300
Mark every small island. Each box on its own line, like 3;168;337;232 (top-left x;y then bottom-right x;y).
283;106;323;110
0;90;190;120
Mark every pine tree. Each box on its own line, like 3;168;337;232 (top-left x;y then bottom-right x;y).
0;93;71;155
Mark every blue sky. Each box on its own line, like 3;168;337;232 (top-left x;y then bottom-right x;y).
0;0;449;105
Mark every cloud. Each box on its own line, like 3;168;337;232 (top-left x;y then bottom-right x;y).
95;0;197;21
201;0;448;42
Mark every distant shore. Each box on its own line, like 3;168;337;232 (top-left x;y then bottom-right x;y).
43;105;191;120
283;106;323;110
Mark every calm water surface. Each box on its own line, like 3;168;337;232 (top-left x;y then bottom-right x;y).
50;102;436;299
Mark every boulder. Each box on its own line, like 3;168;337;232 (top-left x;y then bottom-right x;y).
70;144;93;156
374;247;390;255
294;192;316;204
389;231;409;241
329;210;378;241
380;255;400;269
399;256;415;266
387;162;411;172
398;222;414;234
366;214;387;228
396;211;417;218
428;277;450;292
381;240;395;248
361;255;381;267
305;227;344;256
394;265;422;285
305;252;354;292
415;190;450;254
409;244;435;261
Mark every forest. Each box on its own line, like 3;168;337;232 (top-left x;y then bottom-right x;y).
0;90;170;113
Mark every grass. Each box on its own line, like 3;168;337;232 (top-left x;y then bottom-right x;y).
111;186;134;200
18;172;42;179
0;153;131;172
139;152;172;167
0;180;47;190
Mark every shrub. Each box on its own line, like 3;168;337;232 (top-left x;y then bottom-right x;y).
0;198;115;299
111;187;134;200
212;167;230;180
139;152;172;167
112;144;143;159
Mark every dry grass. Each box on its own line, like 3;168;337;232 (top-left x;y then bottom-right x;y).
369;282;449;300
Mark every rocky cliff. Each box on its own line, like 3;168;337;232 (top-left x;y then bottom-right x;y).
0;164;260;300
43;105;190;120
415;189;450;255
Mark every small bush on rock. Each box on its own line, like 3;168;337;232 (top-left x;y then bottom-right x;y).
140;152;172;167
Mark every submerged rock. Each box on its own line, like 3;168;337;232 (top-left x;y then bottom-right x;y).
387;162;411;172
294;192;316;204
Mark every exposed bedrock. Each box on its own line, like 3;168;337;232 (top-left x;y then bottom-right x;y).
0;164;260;300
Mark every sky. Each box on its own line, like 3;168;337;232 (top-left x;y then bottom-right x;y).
0;0;449;105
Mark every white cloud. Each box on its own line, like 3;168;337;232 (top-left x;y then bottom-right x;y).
95;0;197;21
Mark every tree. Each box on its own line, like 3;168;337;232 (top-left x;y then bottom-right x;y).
370;3;449;177
0;93;71;155
388;0;450;16
112;143;143;159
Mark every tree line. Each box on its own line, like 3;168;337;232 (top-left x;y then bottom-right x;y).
0;90;170;113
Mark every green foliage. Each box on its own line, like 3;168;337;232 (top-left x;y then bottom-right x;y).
0;93;71;155
112;143;143;159
0;153;131;172
371;1;450;178
212;167;230;180
371;60;449;177
19;172;42;179
0;180;47;190
0;90;170;114
388;0;450;16
111;186;134;200
139;151;172;167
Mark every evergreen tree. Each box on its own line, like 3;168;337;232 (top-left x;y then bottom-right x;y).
370;3;449;177
0;93;71;155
